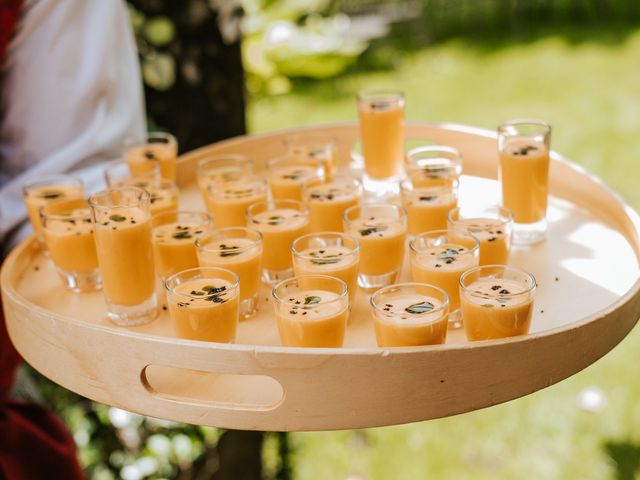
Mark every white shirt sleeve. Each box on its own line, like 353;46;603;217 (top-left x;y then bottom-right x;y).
0;0;146;241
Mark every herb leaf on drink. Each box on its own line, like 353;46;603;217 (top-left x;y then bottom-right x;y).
405;301;435;314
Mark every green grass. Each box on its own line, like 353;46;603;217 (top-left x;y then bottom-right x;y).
248;28;640;479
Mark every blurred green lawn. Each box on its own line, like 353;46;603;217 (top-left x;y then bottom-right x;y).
248;28;640;479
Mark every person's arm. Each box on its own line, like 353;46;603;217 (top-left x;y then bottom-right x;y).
0;0;146;242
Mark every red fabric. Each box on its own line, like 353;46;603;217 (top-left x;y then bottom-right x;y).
0;0;24;68
1;301;84;479
0;401;85;479
1;0;84;477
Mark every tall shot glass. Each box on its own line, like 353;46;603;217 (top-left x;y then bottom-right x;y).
89;187;157;326
357;89;405;196
498;119;551;245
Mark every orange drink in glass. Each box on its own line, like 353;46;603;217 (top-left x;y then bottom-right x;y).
404;145;462;189
203;174;267;228
196;154;253;198
303;176;362;233
40;198;100;292
196;227;263;318
151;211;211;280
343;203;407;289
498;119;551;245
284;132;338;177
409;230;479;329
267;156;324;201
126;132;178;181
292;232;360;305
460;265;536;341
89;187;157;326
272;275;349;348
357;89;405;181
247;199;310;285
23;175;84;243
371;283;449;347
448;206;513;266
165;267;240;343
401;179;457;236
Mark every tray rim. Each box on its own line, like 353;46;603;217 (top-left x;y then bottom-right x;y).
4;121;640;431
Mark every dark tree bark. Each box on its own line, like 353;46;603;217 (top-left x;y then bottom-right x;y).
126;2;262;479
129;0;247;153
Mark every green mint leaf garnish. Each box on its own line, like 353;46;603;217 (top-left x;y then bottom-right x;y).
109;214;126;222
481;303;494;308
359;225;387;236
310;256;341;265
304;296;321;305
267;216;284;226
202;285;226;294
220;245;241;257
172;231;193;240
405;301;434;314
40;191;63;200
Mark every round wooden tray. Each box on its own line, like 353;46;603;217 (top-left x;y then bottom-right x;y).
2;122;640;432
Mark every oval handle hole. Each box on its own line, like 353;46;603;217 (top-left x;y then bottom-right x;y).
141;365;284;411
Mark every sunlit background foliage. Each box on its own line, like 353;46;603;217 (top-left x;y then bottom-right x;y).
24;0;640;478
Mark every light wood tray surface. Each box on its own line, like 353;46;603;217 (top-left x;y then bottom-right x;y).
2;122;640;431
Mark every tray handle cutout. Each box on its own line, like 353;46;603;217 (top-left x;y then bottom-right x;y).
141;364;284;411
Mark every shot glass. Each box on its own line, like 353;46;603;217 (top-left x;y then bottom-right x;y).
409;230;479;329
40;198;101;292
151;211;212;280
272;275;349;348
370;283;450;347
247;199;310;285
196;154;253;198
23;175;84;243
448;206;513;265
302;175;362;232
125;131;178;180
498;119;551;245
404;145;462;189
284;132;338;177
357;89;405;195
89;187;157;326
103;159;161;188
196;227;263;318
165;267;240;343
107;175;180;225
266;155;324;201
343;203;407;289
460;265;536;341
151;180;181;220
292;232;360;305
203;173;267;228
400;179;458;236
